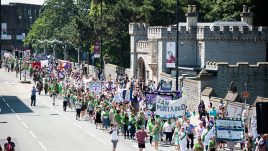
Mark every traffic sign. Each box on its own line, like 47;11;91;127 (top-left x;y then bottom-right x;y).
242;91;250;98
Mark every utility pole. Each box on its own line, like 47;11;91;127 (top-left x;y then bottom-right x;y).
100;0;103;75
175;0;179;91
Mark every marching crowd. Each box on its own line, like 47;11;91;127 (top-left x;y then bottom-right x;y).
1;55;268;151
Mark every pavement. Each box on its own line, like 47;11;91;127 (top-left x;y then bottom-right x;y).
0;68;243;151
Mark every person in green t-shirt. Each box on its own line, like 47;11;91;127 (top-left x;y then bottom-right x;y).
152;121;161;151
147;118;155;145
121;113;130;139
208;135;216;151
129;114;137;140
194;136;204;151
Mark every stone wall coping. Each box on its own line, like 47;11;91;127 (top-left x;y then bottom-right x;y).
206;62;268;70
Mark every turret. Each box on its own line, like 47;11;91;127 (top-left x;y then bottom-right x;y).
240;5;254;26
186;5;198;30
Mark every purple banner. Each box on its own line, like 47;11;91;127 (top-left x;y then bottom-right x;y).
94;40;100;58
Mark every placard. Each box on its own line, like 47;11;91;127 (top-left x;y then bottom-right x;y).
216;119;242;127
156;96;186;118
216;128;244;141
225;102;243;118
166;42;176;68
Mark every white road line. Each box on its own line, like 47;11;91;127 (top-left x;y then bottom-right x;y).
38;141;47;150
10;108;15;113
22;122;29;129
29;130;37;139
97;138;108;145
15;115;22;121
2;98;6;102
84;130;96;137
64;116;71;121
6;103;10;107
73;122;82;129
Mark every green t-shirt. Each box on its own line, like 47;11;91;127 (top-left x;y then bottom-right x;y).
208;140;215;148
194;143;204;151
114;113;122;124
148;122;154;135
121;116;129;125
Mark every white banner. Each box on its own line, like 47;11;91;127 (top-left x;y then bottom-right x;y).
225;102;243;118
41;60;48;68
88;82;101;94
216;119;242;127
166;42;176;68
156;96;186;118
216;128;244;140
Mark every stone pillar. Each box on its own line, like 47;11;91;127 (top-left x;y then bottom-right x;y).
186;5;198;30
240;5;254;25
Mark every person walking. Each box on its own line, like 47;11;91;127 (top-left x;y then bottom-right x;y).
194;136;204;151
121;113;130;139
163;119;174;145
75;99;82;120
110;124;119;151
179;127;187;151
173;121;181;150
135;126;149;151
185;119;195;150
4;136;15;151
152;121;161;151
31;86;37;106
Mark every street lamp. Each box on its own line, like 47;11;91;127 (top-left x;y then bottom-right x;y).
175;0;180;91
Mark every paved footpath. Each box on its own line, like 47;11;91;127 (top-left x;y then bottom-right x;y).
0;68;243;151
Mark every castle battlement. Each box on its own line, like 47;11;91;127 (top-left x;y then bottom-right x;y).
129;22;148;36
197;26;268;40
206;61;268;71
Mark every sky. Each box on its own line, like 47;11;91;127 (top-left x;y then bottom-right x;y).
1;0;44;5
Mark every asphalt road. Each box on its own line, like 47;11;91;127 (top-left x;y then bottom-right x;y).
0;68;243;151
0;69;176;151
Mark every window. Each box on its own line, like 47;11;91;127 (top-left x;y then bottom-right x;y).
28;9;31;16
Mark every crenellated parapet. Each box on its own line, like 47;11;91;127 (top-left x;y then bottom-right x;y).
197;26;268;41
129;22;148;36
206;61;268;71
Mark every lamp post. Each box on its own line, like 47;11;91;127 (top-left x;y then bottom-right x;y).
175;0;179;91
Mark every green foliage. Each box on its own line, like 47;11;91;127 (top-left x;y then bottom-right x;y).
26;0;261;67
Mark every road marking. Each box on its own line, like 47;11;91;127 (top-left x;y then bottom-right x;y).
10;108;15;113
22;122;29;129
38;141;47;150
2;98;6;102
15;115;22;121
97;138;108;145
64;116;71;121
73;122;82;129
6;103;10;107
29;130;37;139
84;130;96;137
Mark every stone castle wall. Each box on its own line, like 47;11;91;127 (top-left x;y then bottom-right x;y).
202;62;268;104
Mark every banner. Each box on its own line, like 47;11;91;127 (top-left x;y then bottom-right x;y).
88;82;101;94
156;96;186;118
216;119;244;141
1;23;7;35
41;60;48;68
160;80;172;91
166;42;176;68
94;40;100;58
225;102;243;118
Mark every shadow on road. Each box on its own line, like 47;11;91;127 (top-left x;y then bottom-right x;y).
0;96;33;114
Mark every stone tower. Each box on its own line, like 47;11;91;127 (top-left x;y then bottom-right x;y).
129;23;148;78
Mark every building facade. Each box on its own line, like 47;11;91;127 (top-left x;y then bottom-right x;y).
1;3;41;52
129;5;268;83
